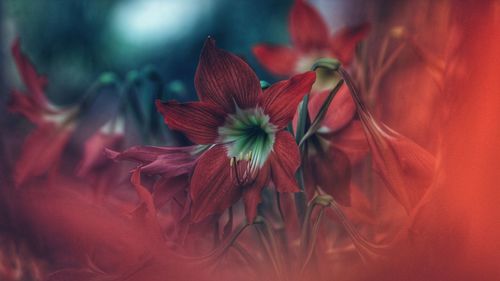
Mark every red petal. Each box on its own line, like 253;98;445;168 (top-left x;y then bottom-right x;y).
11;38;48;107
107;145;198;176
14;123;72;186
190;145;240;222
8;90;45;124
270;131;300;192
195;38;261;112
242;163;271;222
289;0;330;52
252;44;299;76
156;100;225;144
261;71;316;128
330;23;371;64
308;85;356;133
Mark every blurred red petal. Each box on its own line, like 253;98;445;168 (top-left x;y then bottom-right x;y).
252;44;299;76
330;23;371;64
289;0;329;52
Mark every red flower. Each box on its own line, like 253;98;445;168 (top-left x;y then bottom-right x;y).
156;38;316;223
253;0;370;77
9;39;77;186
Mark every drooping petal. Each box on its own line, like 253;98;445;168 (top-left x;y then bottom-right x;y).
195;38;261;112
252;44;299;76
289;0;330;52
8;89;44;125
11;38;48;107
308;85;356;133
14;123;73;186
269;131;300;192
242;162;271;223
156;100;225;144
330;23;371;64
190;145;240;223
261;71;316;128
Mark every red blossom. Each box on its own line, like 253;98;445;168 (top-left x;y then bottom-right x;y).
253;0;370;77
9;39;77;186
156;38;316;223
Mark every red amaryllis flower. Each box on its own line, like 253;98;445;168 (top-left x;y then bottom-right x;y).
156;38;316;223
9;39;77;186
252;0;370;77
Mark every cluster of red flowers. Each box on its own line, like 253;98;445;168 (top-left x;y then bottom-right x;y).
3;1;441;280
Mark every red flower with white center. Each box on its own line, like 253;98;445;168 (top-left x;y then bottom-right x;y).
252;0;370;77
156;38;316;223
9;39;77;186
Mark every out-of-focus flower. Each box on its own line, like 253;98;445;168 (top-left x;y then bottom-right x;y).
76;117;125;198
253;0;370;77
156;38;316;223
340;68;435;213
299;89;369;205
8;39;78;187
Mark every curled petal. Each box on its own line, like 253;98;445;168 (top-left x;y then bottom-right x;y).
156;100;225;144
195;38;261;112
261;71;316;128
330;22;371;64
190;145;240;223
289;0;330;51
252;44;299;76
270;131;300;193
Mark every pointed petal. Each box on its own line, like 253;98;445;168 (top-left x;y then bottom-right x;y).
252;44;299;76
270;131;301;192
261;71;316;128
308;86;356;133
289;0;330;52
330;23;371;64
156;100;225;144
190;145;240;222
11;38;48;107
195;38;261;112
76;132;123;178
242;163;271;223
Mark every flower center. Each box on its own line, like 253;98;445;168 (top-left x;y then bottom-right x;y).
218;107;276;174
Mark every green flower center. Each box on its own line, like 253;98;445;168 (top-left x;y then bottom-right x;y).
218;107;276;173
